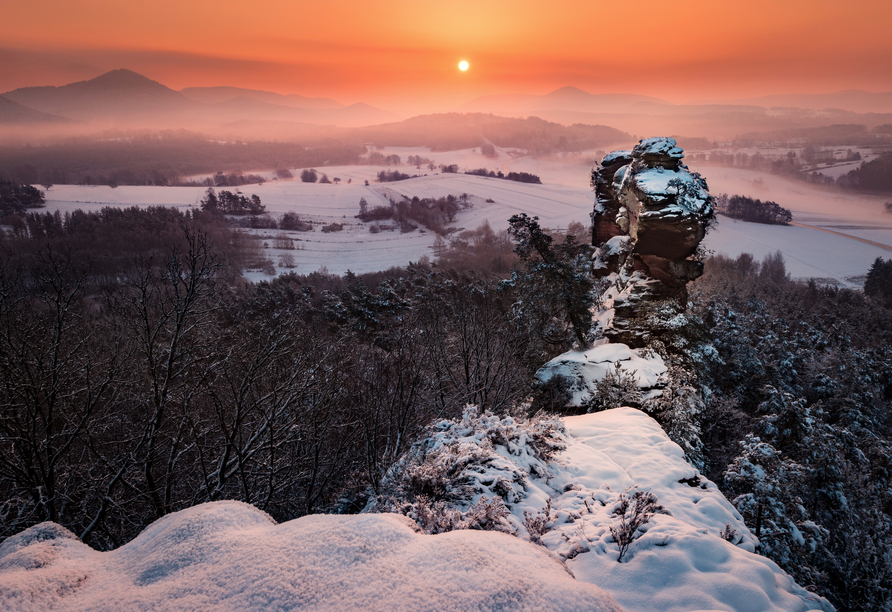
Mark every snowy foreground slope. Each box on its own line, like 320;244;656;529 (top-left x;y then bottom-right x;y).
545;410;832;611
0;505;618;612
0;409;832;612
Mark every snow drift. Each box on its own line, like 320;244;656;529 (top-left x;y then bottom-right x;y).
0;501;620;612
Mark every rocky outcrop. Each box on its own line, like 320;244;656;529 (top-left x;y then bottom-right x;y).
591;137;714;348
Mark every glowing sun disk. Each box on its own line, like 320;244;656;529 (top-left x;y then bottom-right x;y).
458;60;469;71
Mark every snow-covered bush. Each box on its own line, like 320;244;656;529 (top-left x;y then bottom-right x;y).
522;498;555;545
589;362;643;411
608;487;667;562
371;405;566;534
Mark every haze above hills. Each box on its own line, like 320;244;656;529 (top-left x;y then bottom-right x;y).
2;69;892;142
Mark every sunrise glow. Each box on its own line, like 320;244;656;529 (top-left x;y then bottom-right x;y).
459;61;469;72
1;0;890;110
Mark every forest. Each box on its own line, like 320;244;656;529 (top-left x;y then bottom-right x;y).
1;198;891;611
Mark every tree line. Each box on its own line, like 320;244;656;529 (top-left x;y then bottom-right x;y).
0;180;45;215
200;188;265;215
716;193;793;224
465;168;542;184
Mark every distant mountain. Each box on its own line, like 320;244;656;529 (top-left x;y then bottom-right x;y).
0;70;394;130
180;86;342;110
697;89;892;114
461;86;670;115
0;95;72;124
1;69;200;122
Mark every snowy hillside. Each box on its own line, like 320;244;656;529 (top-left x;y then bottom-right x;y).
0;408;832;612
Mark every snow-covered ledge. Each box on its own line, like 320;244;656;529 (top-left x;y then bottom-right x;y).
535;342;668;407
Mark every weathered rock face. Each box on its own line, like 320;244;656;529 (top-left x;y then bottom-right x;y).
591;137;714;347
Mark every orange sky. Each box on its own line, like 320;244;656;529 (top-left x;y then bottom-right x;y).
2;0;891;110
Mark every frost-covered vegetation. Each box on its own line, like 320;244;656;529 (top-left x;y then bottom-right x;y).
688;253;892;611
368;405;830;611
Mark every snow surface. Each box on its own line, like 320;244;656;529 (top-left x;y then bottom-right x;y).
0;501;621;612
36;147;594;281
632;167;712;215
601;151;632;166
690;165;891;287
702;218;890;287
548;410;832;612
404;407;834;612
535;343;667;406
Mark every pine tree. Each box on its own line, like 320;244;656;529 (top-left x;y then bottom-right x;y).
864;257;892;305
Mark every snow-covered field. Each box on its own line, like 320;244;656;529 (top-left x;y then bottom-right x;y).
36;147;892;285
0;407;831;611
690;165;892;286
38;147;595;280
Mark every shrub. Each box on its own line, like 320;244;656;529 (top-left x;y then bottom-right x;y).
373;406;567;534
523;499;555;545
280;212;312;231
376;169;412;182
273;233;295;249
588;363;643;412
609;488;666;562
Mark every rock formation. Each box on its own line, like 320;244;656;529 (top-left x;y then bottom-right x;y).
591;137;714;348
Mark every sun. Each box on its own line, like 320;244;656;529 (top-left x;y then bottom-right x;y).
458;60;469;72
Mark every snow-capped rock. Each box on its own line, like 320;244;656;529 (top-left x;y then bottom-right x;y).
535;342;667;408
591;136;715;347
